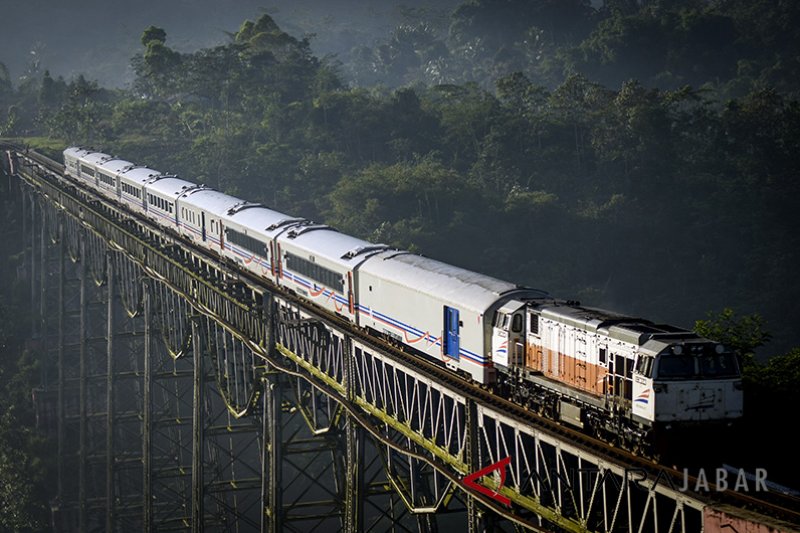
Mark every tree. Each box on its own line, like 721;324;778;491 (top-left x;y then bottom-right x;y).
0;62;11;100
694;308;771;369
134;26;183;98
141;25;167;47
38;70;67;110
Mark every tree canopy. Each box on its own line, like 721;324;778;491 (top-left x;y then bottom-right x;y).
1;0;800;501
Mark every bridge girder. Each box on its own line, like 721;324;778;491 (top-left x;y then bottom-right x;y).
8;147;789;533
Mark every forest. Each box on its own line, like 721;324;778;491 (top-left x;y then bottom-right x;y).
1;0;800;527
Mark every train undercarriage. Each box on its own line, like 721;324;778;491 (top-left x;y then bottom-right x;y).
496;368;659;458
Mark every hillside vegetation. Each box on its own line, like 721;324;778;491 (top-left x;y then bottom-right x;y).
1;1;799;504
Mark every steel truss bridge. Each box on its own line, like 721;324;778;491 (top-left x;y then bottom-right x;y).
3;146;798;533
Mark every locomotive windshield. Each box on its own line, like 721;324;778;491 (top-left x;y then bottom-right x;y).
656;353;695;379
697;352;739;378
655;348;740;380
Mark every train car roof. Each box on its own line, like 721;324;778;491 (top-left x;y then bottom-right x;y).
226;205;304;240
179;188;242;216
146;177;198;199
360;251;538;314
64;147;93;159
80;151;113;166
119;166;163;185
538;305;630;331
280;226;386;269
97;158;135;175
537;304;696;345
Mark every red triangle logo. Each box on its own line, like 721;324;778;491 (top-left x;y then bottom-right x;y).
463;457;512;506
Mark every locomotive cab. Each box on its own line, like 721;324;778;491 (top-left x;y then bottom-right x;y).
634;338;743;427
491;301;527;369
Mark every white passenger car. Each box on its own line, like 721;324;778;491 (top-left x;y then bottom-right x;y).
277;226;384;321
357;251;541;382
221;205;304;280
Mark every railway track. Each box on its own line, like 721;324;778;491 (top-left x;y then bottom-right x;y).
7;143;800;530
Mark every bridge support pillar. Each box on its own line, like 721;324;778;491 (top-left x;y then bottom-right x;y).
191;317;205;532
344;417;364;533
78;239;88;532
105;254;116;532
142;283;152;531
465;398;484;533
262;372;282;532
56;220;65;512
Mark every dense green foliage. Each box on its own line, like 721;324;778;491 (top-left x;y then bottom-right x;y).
1;7;798;355
342;0;800;95
0;0;799;491
0;185;50;531
695;309;800;484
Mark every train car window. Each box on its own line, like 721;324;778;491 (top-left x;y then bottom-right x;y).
285;252;343;289
612;354;633;400
225;228;267;257
634;355;653;378
99;172;115;185
502;315;510;329
529;315;539;335
599;347;607;364
512;314;523;333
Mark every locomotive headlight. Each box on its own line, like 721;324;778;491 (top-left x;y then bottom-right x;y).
672;345;683;355
715;344;724;354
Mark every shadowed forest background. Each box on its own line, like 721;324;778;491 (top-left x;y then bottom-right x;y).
1;0;800;528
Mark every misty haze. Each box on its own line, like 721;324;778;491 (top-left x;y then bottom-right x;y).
1;0;799;531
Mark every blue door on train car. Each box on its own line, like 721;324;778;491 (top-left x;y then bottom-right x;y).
443;306;460;360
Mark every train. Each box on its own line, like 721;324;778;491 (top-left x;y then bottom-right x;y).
62;146;744;453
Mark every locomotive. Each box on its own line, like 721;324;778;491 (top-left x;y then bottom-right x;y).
62;147;744;452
